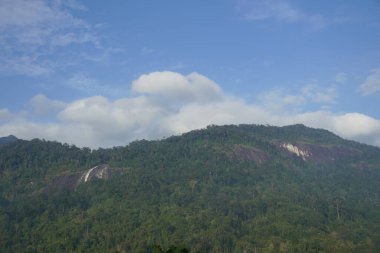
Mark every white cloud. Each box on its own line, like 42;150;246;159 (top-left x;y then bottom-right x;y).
0;0;98;76
51;32;98;47
359;68;380;95
56;95;173;147
0;56;52;76
0;0;88;44
161;100;271;134
332;113;380;138
67;73;121;96
0;108;12;121
0;71;379;148
237;0;337;30
302;84;337;104
0;0;56;28
132;71;224;106
259;84;337;111
30;94;66;116
259;89;303;111
68;73;99;92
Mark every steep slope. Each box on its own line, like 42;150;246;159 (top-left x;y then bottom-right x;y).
0;124;380;253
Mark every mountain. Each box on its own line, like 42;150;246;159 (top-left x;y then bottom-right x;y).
0;124;380;253
0;135;17;146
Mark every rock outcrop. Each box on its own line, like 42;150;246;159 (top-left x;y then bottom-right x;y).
281;143;311;160
229;144;269;164
47;164;123;191
279;142;357;162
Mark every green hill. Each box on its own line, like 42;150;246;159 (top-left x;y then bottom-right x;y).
0;135;17;146
1;124;380;252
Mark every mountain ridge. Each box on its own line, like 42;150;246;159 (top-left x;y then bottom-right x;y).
0;124;379;252
0;135;18;146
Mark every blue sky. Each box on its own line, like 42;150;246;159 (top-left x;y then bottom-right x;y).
0;0;380;148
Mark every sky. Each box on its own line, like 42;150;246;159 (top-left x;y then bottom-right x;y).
0;0;380;148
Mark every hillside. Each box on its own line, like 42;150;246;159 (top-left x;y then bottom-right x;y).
0;124;380;252
0;135;17;146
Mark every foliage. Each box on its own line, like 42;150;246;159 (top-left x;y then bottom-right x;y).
0;124;380;252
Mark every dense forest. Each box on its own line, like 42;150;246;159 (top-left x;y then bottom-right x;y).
0;124;380;252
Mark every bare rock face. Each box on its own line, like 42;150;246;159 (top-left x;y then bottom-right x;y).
78;164;112;183
279;142;358;163
48;174;83;190
46;164;122;191
228;141;357;165
280;143;311;161
229;144;269;164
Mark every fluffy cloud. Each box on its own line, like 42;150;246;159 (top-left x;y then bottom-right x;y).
332;113;380;138
59;95;170;135
0;71;380;148
161;100;270;134
132;71;223;105
359;68;380;95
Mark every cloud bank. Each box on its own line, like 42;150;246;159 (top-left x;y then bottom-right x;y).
1;71;380;148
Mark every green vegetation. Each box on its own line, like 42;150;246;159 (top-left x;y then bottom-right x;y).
0;124;380;252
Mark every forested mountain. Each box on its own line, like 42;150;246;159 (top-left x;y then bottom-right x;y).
0;135;17;146
1;124;380;253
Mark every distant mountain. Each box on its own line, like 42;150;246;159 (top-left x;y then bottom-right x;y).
0;124;380;253
0;135;17;145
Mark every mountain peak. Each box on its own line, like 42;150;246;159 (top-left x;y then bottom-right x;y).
0;135;18;145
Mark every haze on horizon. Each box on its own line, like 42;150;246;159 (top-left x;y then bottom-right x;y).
0;0;379;148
